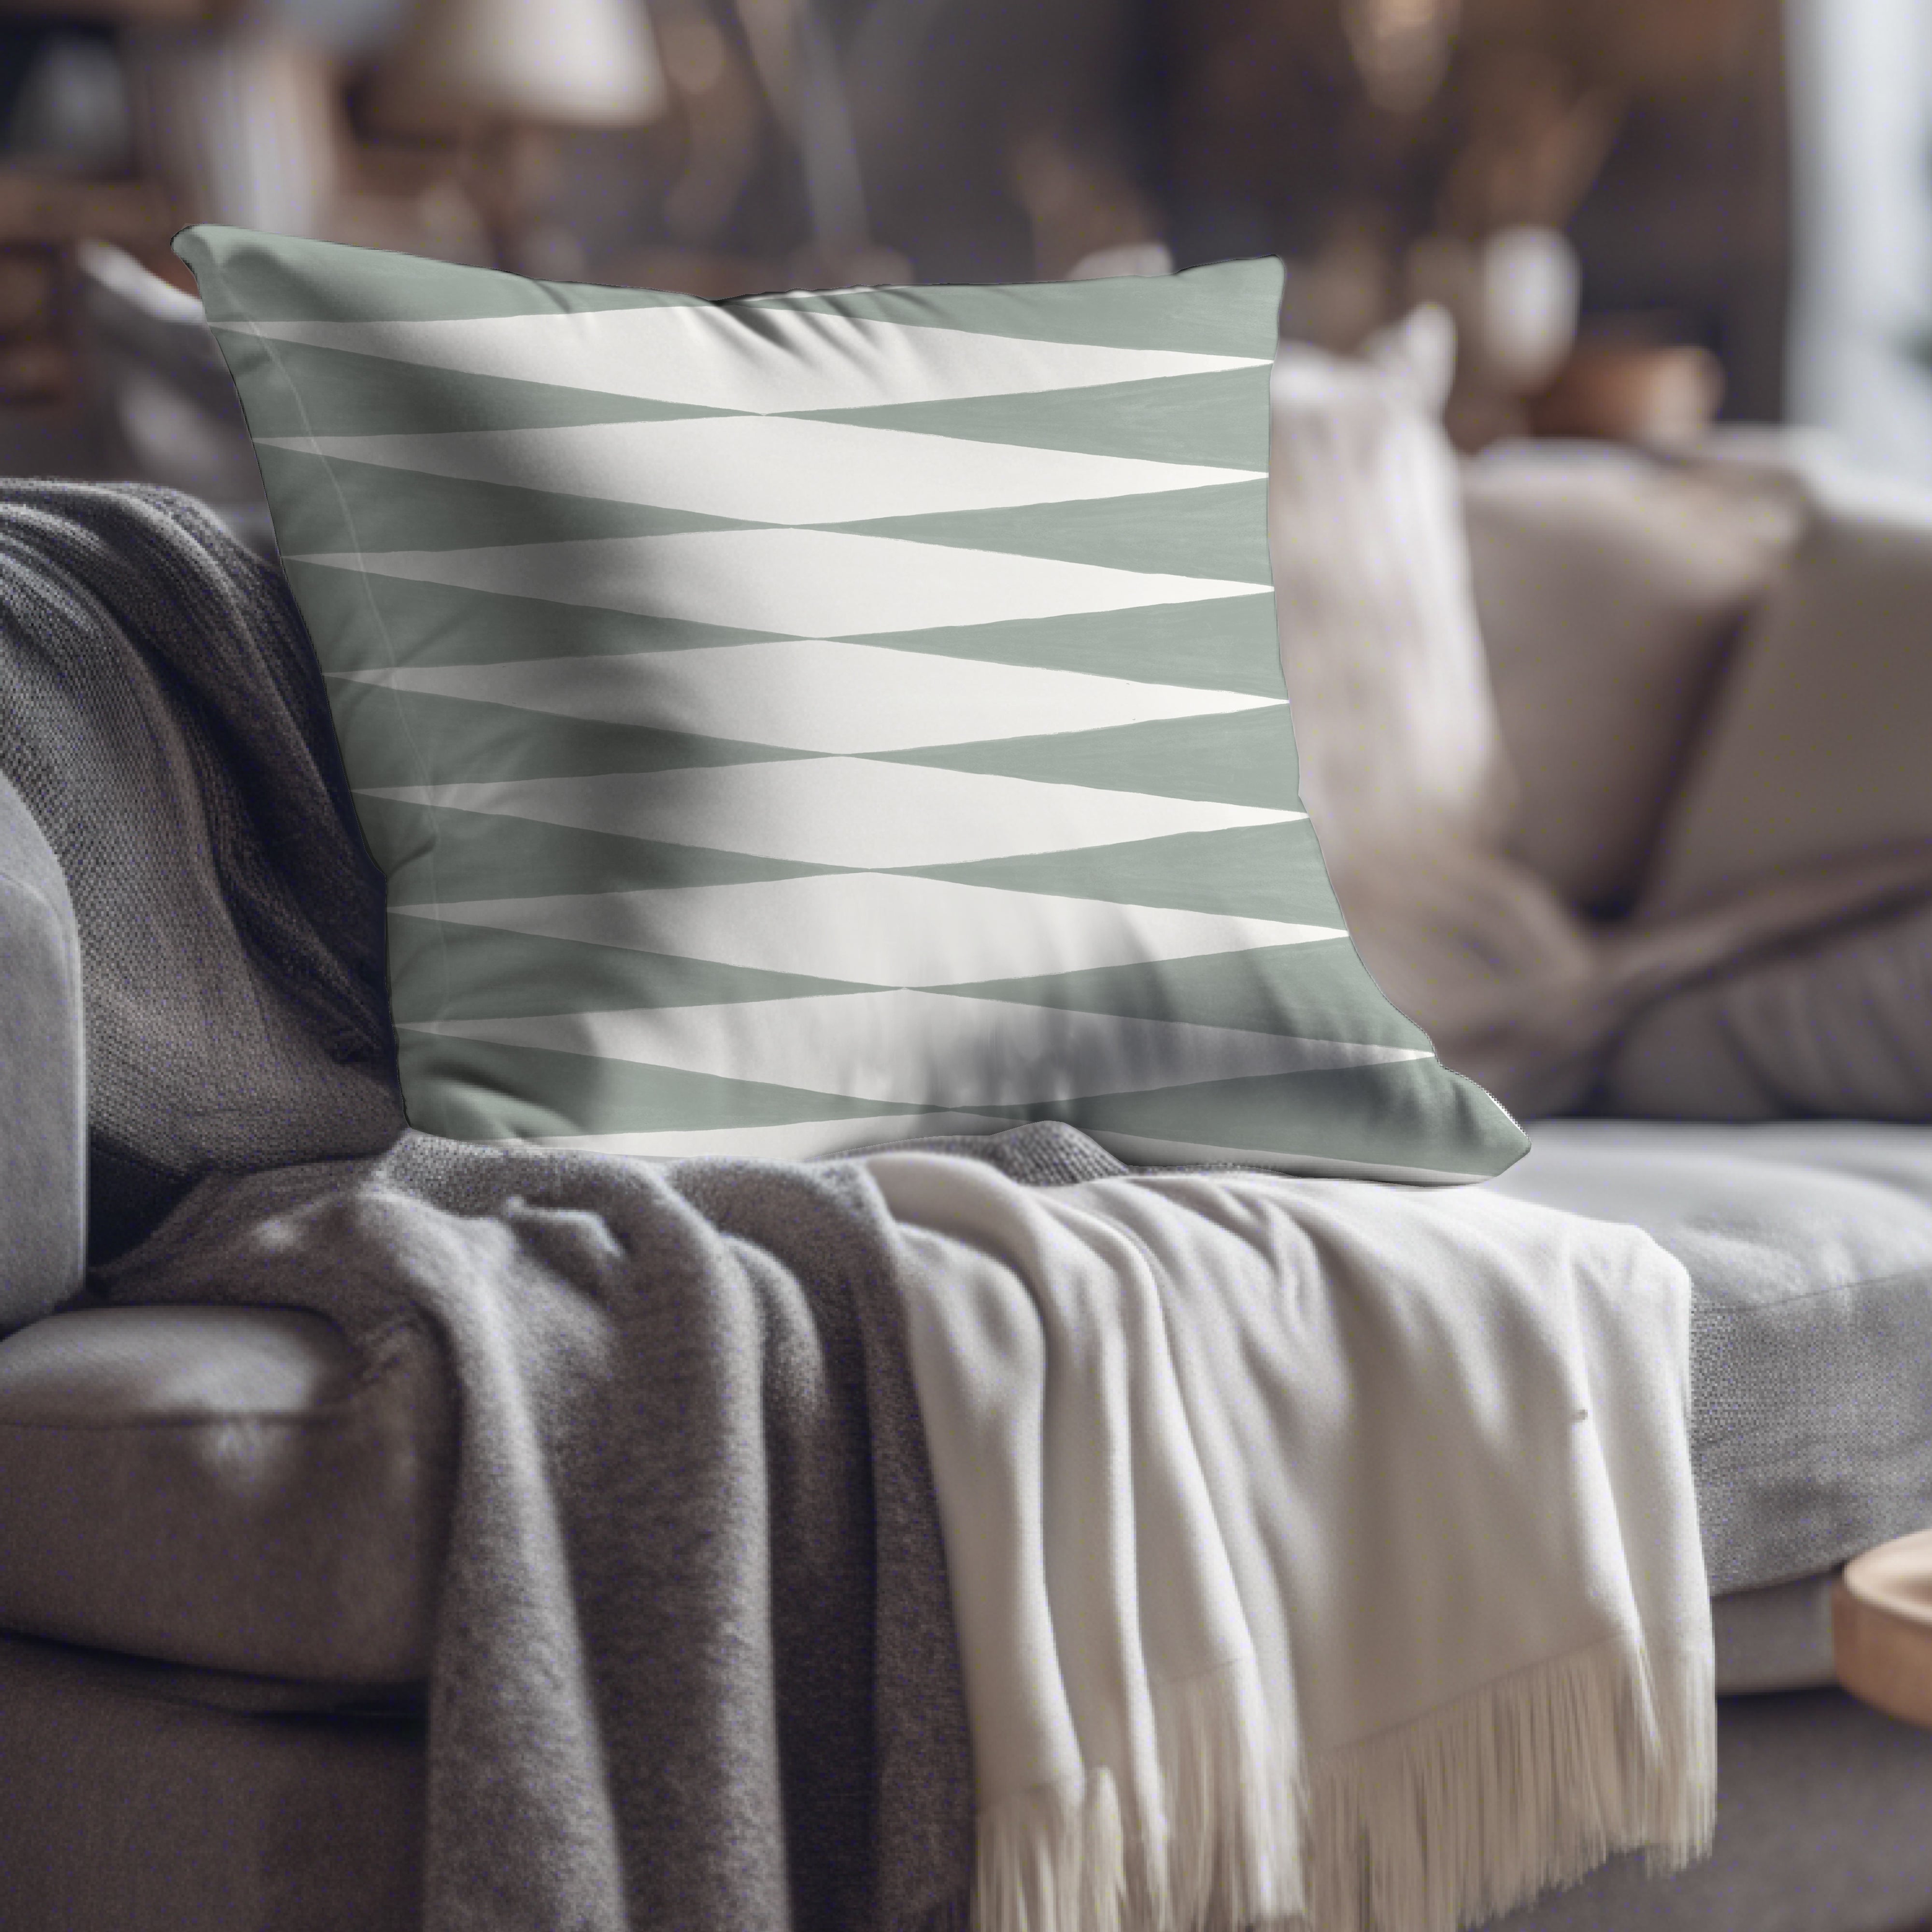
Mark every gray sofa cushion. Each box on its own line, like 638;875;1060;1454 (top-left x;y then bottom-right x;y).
0;1304;450;1682
4;1120;1924;1688
1492;1119;1932;1594
0;770;85;1335
0;1628;423;1932
5;1629;1925;1932
1709;1572;1836;1694
1602;895;1932;1121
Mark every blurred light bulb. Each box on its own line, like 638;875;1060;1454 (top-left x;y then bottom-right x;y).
1342;0;1461;114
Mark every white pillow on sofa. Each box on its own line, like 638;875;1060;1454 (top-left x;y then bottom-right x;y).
1268;304;1517;863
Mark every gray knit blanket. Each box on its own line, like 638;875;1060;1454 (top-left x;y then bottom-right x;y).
0;480;1148;1931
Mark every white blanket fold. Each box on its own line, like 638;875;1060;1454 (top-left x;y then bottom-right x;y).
866;1156;1715;1932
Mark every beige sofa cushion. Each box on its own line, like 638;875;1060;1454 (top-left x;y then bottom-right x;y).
1639;464;1932;913
1601;465;1932;1122
1463;445;1798;912
0;1304;449;1682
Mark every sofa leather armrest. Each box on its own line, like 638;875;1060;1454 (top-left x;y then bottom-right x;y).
0;772;85;1335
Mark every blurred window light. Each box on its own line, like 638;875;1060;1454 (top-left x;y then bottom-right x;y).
1786;0;1932;483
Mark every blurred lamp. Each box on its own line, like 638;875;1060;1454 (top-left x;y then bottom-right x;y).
1477;226;1581;393
373;0;668;271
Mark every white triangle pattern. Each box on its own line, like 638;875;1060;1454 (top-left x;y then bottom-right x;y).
197;241;1492;1169
265;417;1262;526
292;528;1267;637
397;873;1340;987
337;639;1284;754
362;760;1299;869
240;308;1268;413
404;990;1425;1106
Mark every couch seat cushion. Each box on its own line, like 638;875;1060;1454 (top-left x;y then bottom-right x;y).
0;1304;449;1682
1492;1120;1932;1594
6;1126;1923;1683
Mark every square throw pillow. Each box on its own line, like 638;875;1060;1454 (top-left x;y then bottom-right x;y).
178;225;1526;1180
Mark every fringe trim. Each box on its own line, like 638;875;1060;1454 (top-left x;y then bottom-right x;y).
1633;1625;1719;1879
972;1766;1127;1932
965;1625;1714;1932
1147;1657;1307;1932
1305;1625;1718;1932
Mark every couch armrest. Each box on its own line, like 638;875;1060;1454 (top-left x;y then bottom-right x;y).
0;773;85;1335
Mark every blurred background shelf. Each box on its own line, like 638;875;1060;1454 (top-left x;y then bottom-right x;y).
1;0;1929;486
2;1;229;21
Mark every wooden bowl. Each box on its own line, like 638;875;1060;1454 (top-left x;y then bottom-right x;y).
1833;1529;1932;1728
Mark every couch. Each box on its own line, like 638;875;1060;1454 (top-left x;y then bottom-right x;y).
6;438;1932;1932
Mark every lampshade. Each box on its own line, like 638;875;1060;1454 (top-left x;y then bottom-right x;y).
376;0;668;132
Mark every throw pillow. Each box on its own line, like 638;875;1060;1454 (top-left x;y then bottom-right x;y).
1604;892;1932;1121
1463;443;1800;914
178;225;1526;1180
1269;304;1517;863
1638;460;1932;916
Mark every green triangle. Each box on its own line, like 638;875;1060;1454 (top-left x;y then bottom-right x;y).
789;366;1268;470
386;912;879;1024
877;705;1298;810
357;797;834;905
218;331;738;439
852;596;1285;699
831;480;1271;585
939;938;1430;1051
398;1031;937;1139
896;820;1347;925
326;681;803;790
973;1060;1527;1177
256;444;753;559
739;259;1282;359
280;562;788;674
181;224;706;325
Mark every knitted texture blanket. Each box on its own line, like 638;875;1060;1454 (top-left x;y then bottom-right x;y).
0;481;983;1932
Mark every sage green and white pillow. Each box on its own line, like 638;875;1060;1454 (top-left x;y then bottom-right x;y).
177;225;1525;1179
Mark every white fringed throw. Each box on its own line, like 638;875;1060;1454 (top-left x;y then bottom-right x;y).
866;1154;1716;1932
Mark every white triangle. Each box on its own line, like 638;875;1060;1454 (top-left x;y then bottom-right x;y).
395;872;1340;987
291;528;1267;637
265;417;1262;526
242;308;1267;414
363;758;1299;868
339;638;1284;753
405;990;1425;1107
